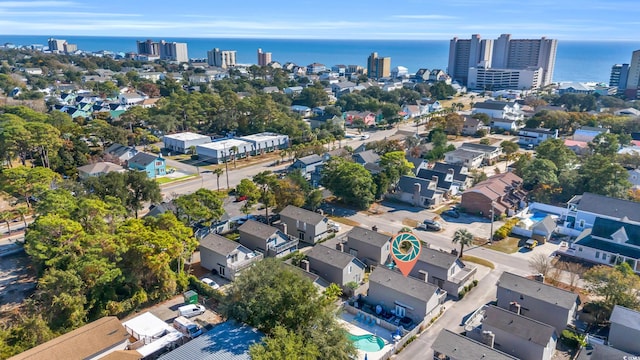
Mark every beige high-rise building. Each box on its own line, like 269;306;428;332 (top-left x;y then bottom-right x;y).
207;48;237;68
625;50;640;99
47;38;66;52
367;52;391;80
160;41;189;63
448;34;557;88
257;48;272;66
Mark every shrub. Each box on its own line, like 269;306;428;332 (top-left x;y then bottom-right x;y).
493;218;519;240
148;144;161;154
458;289;467;299
472;279;479;287
560;329;585;349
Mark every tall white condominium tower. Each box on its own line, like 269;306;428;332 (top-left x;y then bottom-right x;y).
207;48;237;68
159;41;189;63
625;50;640;99
448;34;557;88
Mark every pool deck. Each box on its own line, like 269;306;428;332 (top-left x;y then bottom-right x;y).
339;312;396;360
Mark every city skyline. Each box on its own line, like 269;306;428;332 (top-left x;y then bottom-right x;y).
0;0;639;41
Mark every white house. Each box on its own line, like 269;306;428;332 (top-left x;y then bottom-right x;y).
444;148;484;169
119;92;146;105
163;132;212;154
572;126;609;143
472;101;524;131
518;128;559;147
284;86;304;95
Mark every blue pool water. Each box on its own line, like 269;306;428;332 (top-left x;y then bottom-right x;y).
348;333;385;352
530;212;550;223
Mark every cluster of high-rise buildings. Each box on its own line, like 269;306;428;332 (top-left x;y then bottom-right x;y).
135;39;189;63
47;38;77;54
257;48;272;66
367;52;391;80
448;34;557;90
610;50;640;99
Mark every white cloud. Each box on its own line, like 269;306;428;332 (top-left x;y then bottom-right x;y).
392;14;458;20
0;1;77;8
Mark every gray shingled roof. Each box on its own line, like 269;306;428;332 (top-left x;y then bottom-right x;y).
432;162;469;183
353;150;380;164
397;175;441;199
238;220;278;239
200;233;240;256
306;244;363;270
484;305;556;346
446;148;484;160
347;226;391;247
158;321;263;360
77;162;124;175
296;154;323;166
460;142;500;153
533;215;557;234
520;127;556;135
432;329;518;360
418;248;459;271
369;266;439;300
105;143;134;157
473;101;514;111
279;205;325;226
416;169;453;190
576;343;634;360
576;193;640;222
610;305;640;330
129;152;160;166
497;272;579;310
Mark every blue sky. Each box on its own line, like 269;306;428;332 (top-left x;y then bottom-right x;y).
1;0;639;40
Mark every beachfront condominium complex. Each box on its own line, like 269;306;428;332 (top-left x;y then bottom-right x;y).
48;38;77;54
367;52;391;80
610;64;630;90
624;50;640;99
448;34;557;89
207;48;237;68
257;48;272;66
136;39;189;62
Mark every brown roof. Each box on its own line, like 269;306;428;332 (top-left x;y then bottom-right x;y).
100;350;142;360
464;172;523;201
9;317;130;360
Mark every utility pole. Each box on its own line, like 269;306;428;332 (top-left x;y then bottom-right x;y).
224;143;230;190
489;201;495;244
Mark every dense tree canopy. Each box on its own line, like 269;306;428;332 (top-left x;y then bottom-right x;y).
321;157;376;209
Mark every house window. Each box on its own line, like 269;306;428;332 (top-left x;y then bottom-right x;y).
219;266;226;276
298;231;305;240
450;267;455;275
595;252;600;259
348;265;352;274
579;220;585;228
602;253;607;260
155;161;162;166
519;294;524;300
578;247;582;252
350;249;358;257
395;305;406;318
386;244;390;251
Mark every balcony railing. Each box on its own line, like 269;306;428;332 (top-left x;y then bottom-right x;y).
227;253;264;272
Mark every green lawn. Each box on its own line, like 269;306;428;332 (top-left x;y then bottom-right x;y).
156;174;198;184
484;236;522;254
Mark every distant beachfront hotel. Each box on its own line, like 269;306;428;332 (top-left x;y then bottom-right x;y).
257;48;272;66
367;52;391;80
612;50;640;99
448;34;557;90
136;39;188;63
47;38;77;54
207;48;237;68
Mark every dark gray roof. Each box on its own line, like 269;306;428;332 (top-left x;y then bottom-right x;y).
497;272;579;310
575;230;640;260
520;127;556;135
364;162;382;174
279;205;325;226
532;215;557;234
352;150;380;164
397;175;441;199
369;266;439;300
484;305;556;346
129;152;160;166
576;343;634;360
610;305;640;329
347;226;391;248
576;193;640;222
416;169;453;190
144;202;177;218
446;148;484;160
77;162;124;174
200;233;240;256
418;248;459;270
460;142;500;153
296;154;323;166
432;330;518;360
474;101;515;111
432;162;469;182
306;244;362;270
105;143;134;157
158;321;263;360
238;220;278;239
577;126;608;133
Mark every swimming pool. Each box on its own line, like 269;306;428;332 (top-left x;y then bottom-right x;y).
529;211;551;223
348;333;385;352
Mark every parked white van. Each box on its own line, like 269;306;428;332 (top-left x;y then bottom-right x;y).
173;316;203;338
178;304;205;318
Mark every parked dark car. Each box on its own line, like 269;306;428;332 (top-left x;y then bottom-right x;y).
442;209;460;218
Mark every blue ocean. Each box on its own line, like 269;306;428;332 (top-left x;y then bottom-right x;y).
2;35;639;83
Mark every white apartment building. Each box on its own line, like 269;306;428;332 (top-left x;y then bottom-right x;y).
467;66;542;90
207;48;237;68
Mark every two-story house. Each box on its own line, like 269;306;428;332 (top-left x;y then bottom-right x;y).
199;233;263;281
393;175;445;208
416;168;457;197
432;162;472;191
289;154;323;178
572;217;640;274
432;329;518;360
367;267;445;324
238;220;298;258
127;152;166;178
565;192;640;232
304;245;365;292
344;111;377;127
409;248;476;299
496;272;580;333
461;116;491;136
518;128;559;147
343;226;392;266
459;143;502;165
608;305;640;355
352;150;380;166
461;172;527;218
444;148;484;169
278;205;329;245
472;101;524;132
105;143;138;164
466;305;557;360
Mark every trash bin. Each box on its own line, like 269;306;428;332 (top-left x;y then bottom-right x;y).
183;290;198;304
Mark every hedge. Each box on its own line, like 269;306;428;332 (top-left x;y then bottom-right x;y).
493;218;519;240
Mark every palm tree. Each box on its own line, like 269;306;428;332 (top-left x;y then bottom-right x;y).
230;146;238;169
213;168;224;191
452;228;474;258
